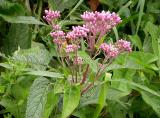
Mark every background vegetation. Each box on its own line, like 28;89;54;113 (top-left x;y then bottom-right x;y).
0;0;160;118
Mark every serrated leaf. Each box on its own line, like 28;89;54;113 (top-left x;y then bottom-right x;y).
61;85;80;118
2;24;31;55
12;46;51;70
25;77;50;118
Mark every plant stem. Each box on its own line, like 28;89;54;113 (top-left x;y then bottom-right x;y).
32;0;43;40
81;59;113;95
81;84;93;95
80;64;89;85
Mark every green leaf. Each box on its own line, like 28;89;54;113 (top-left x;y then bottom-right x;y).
0;63;13;69
144;22;159;55
107;100;128;118
78;51;98;73
136;0;145;33
95;34;106;49
48;0;78;12
143;22;160;75
43;89;58;118
25;77;50;118
66;0;84;18
26;70;64;78
93;82;108;118
61;85;80;118
0;96;26;118
107;52;158;71
12;45;51;70
108;79;160;98
0;0;25;16
129;34;142;50
0;85;5;93
2;24;31;55
113;27;119;41
141;91;160;117
0;14;44;24
118;0;132;16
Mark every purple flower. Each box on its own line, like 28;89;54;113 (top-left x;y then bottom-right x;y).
65;44;79;53
66;26;89;40
116;39;132;52
43;10;60;23
81;11;122;51
53;38;65;45
50;31;65;39
81;11;121;36
100;43;119;57
52;24;61;30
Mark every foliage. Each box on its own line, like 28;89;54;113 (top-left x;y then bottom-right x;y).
0;0;160;118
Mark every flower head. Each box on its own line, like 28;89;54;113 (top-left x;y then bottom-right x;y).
100;43;119;57
43;10;60;23
65;44;79;53
116;39;132;52
50;31;65;39
81;11;121;36
66;26;89;40
52;24;61;30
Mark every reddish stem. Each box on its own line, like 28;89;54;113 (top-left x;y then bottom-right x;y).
81;60;113;95
80;64;89;85
81;84;93;95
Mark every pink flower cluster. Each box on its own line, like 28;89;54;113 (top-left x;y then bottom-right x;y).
66;26;89;40
52;24;61;30
100;39;132;57
43;10;60;23
100;43;119;57
81;11;121;36
50;31;65;39
65;44;79;53
43;10;131;60
115;39;132;52
50;30;65;44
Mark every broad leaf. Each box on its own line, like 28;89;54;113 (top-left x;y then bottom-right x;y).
61;85;80;118
25;77;50;118
141;91;160;117
12;45;51;70
2;24;31;55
